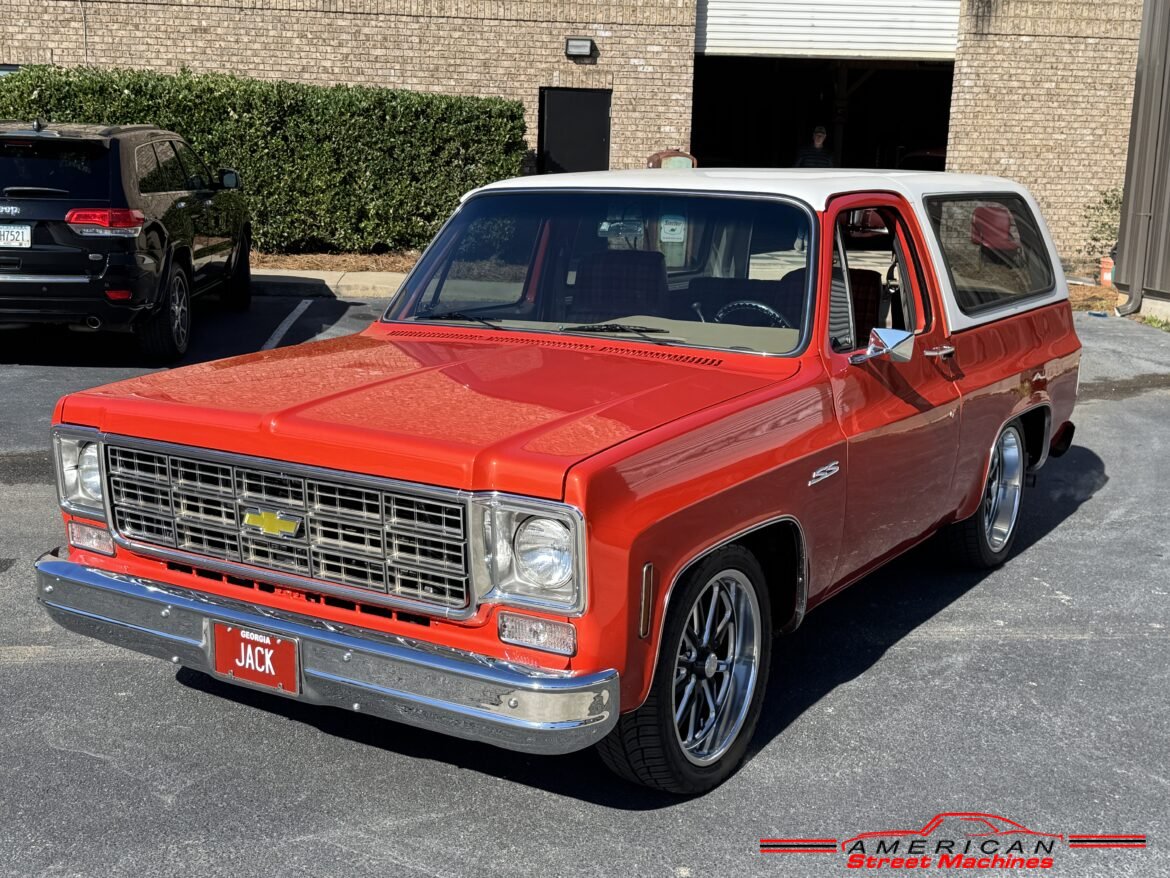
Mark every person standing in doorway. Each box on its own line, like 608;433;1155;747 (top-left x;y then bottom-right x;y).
795;125;834;168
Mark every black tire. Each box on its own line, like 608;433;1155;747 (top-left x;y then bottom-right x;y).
136;261;192;363
222;233;251;312
949;422;1026;568
597;545;772;794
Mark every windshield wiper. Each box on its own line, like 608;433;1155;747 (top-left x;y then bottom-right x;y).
413;310;505;330
2;186;69;198
564;322;672;344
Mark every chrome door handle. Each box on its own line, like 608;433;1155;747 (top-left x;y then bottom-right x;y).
924;345;955;359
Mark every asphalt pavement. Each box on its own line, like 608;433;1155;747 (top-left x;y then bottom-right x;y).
0;307;1167;878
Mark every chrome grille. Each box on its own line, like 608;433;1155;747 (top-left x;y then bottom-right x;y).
105;442;470;610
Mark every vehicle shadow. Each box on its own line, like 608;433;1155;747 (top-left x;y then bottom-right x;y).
0;295;370;369
175;444;1107;810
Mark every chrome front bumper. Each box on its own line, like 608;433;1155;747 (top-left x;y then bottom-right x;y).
34;551;619;755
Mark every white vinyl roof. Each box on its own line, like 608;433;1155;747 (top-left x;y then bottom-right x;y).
472;168;1026;212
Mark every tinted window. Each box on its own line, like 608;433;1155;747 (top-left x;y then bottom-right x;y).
925;194;1054;314
150;141;188;192
173;141;211;191
386;191;813;356
0;139;110;198
135;143;162;194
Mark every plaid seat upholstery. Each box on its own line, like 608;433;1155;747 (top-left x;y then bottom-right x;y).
847;268;883;347
829;268;884;351
570;250;669;324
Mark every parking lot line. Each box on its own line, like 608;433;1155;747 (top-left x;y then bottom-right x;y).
262;298;313;350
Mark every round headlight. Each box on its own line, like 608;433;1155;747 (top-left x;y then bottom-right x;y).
513;518;573;589
78;443;103;501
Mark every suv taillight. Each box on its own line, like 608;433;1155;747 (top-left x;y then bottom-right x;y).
64;208;145;238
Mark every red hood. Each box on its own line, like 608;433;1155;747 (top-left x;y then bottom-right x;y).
61;325;796;498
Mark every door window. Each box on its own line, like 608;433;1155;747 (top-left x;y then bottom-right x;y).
135;143;162;194
829;205;930;352
173;141;213;191
149;141;188;193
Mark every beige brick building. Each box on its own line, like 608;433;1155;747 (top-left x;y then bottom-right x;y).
1;0;1148;258
2;0;698;171
947;0;1144;259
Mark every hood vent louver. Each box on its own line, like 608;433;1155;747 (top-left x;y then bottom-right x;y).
382;327;723;367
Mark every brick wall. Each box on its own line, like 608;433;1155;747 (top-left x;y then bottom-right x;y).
947;0;1144;261
0;0;697;171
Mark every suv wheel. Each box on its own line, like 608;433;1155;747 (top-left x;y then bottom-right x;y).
222;233;251;312
949;421;1026;568
597;545;771;794
137;263;191;362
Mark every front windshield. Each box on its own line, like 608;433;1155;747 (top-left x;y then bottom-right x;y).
383;190;814;355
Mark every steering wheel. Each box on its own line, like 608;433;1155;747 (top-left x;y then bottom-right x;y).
713;299;791;328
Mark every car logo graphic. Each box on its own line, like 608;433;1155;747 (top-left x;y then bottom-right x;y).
0;205;20;216
242;508;303;539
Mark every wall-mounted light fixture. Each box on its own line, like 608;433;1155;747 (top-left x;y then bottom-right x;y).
564;37;596;58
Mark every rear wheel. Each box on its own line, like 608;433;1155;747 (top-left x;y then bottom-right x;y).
222;233;251;312
950;422;1026;568
597;545;771;794
136;262;191;362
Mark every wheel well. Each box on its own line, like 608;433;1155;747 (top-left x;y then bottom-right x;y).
734;519;806;634
1017;406;1051;470
167;246;193;282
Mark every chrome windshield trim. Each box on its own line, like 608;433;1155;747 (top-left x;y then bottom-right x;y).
380;186;820;359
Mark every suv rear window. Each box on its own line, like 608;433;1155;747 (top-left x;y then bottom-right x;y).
924;194;1054;315
0;139;110;199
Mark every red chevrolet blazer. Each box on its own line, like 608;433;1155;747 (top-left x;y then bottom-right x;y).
37;169;1080;793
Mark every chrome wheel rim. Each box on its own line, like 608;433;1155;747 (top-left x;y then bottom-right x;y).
672;569;762;766
983;427;1023;552
170;274;190;349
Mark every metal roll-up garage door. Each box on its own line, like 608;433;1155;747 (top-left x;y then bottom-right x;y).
697;0;960;59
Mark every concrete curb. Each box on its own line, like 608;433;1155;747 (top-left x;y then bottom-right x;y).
253;269;407;300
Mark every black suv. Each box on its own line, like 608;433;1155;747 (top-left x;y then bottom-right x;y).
0;121;250;360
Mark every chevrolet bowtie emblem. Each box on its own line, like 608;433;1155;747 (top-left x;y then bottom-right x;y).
243;508;303;538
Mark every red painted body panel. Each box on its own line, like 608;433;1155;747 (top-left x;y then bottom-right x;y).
53;190;1081;721
947;302;1081;521
565;365;846;710
819;193;963;587
63;324;777;499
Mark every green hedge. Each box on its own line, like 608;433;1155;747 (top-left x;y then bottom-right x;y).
0;66;527;252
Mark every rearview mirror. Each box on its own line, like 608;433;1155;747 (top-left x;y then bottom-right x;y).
849;327;915;366
218;169;240;190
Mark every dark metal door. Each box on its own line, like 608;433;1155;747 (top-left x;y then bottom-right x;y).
538;88;611;174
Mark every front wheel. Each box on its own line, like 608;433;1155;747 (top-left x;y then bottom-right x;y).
949;422;1026;568
597;545;771;794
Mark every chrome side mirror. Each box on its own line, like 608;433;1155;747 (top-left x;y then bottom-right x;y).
849;327;915;365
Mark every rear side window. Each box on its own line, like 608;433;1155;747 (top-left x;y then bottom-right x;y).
924;194;1054;314
0;139;110;198
135;144;161;194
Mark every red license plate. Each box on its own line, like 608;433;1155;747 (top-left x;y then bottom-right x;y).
212;622;299;695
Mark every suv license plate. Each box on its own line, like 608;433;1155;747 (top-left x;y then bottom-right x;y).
0;224;31;248
212;622;300;695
